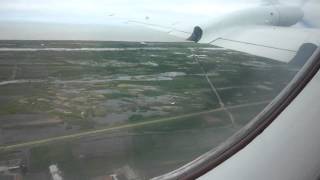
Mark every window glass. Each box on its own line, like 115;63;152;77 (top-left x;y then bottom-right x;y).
0;0;318;179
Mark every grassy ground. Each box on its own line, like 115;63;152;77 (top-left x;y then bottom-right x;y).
0;40;298;180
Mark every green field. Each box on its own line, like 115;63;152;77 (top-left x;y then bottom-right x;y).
0;41;298;180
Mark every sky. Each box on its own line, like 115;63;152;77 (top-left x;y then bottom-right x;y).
0;0;310;41
0;0;260;25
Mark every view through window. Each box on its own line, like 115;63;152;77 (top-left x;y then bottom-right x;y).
0;0;317;180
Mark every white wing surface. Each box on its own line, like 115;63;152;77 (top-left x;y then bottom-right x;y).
204;26;320;62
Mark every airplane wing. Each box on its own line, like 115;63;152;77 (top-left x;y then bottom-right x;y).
202;26;320;62
111;0;320;63
129;20;320;62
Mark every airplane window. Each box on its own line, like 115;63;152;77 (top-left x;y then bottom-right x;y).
0;0;319;180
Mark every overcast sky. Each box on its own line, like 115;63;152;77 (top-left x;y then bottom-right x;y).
0;0;309;40
0;0;262;25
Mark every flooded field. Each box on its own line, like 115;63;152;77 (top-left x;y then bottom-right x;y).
0;41;298;180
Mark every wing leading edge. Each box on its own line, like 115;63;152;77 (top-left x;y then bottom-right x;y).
128;20;320;62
